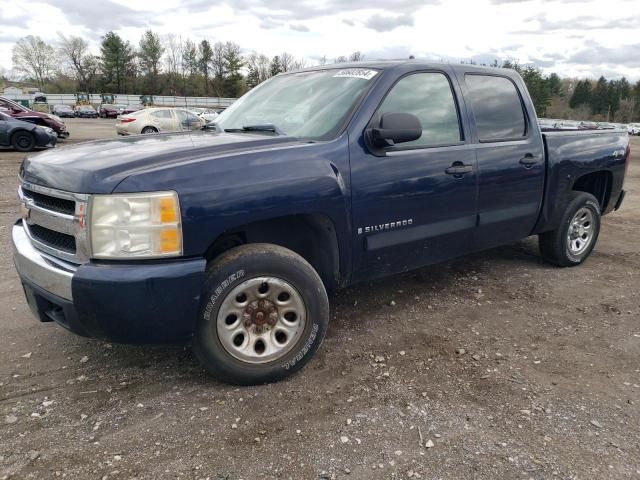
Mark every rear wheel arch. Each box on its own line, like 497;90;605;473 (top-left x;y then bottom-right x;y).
204;214;342;291
572;170;612;212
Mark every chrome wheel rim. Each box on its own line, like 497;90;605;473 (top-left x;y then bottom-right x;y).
567;207;594;255
216;277;306;364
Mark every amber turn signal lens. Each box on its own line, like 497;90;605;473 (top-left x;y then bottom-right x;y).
159;197;178;223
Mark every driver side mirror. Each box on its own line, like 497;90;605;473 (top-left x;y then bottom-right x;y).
366;112;422;148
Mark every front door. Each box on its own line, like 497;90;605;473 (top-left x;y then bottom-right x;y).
350;70;478;281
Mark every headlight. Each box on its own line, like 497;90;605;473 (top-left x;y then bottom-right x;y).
40;126;54;134
48;114;63;123
90;191;182;259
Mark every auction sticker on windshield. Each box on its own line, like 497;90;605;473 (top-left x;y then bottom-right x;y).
333;69;378;80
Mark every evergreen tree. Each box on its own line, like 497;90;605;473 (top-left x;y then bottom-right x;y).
223;42;245;97
569;80;592;109
99;32;136;93
270;56;282;76
138;30;164;94
547;73;562;97
181;39;199;95
198;40;213;95
519;66;551;116
246;65;261;89
633;80;640;104
590;76;609;115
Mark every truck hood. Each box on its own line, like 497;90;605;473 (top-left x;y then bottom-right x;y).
20;131;305;193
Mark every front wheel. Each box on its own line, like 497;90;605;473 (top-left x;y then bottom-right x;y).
193;244;329;385
11;131;36;152
539;191;601;267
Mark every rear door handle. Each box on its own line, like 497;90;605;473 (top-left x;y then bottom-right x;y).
519;154;539;167
445;163;473;176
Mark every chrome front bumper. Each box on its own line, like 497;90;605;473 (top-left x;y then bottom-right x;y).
12;224;74;300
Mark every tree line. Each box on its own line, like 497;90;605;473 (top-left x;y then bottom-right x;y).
8;32;363;99
7;32;640;121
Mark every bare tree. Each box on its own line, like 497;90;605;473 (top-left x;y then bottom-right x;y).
615;98;636;123
58;34;97;91
317;55;327;66
291;58;308;70
280;52;294;72
256;54;270;81
163;34;182;95
12;36;57;89
211;42;225;79
334;55;348;63
348;51;364;61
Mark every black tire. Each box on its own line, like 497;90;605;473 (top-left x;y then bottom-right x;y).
141;126;158;134
193;243;329;385
539;191;601;267
11;131;36;152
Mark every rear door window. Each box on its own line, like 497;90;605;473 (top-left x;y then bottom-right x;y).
151;110;172;119
465;74;526;142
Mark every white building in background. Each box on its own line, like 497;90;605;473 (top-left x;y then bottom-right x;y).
3;86;22;95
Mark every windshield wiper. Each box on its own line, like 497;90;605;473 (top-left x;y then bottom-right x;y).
224;124;285;135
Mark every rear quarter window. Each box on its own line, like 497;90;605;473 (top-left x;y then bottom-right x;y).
465;74;527;142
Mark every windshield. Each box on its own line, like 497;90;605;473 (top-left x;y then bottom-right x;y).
215;68;379;139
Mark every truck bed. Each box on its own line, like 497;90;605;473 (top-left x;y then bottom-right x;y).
533;128;629;234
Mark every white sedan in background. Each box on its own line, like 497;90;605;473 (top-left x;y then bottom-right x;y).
115;108;204;135
190;107;220;123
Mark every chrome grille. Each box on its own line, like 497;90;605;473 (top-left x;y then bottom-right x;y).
21;188;75;215
28;224;77;253
18;181;90;264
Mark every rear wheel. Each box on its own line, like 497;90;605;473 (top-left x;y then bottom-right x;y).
11;131;36;152
141;126;158;134
539;191;601;267
193;244;329;385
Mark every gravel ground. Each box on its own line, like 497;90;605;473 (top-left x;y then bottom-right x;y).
1;120;639;480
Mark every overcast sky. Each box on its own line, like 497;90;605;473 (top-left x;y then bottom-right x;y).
1;0;639;80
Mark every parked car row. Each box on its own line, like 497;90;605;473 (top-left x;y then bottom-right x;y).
540;118;640;134
51;103;142;119
0;96;69;138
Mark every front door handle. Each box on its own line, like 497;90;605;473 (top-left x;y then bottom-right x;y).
445;163;473;176
519;153;539;167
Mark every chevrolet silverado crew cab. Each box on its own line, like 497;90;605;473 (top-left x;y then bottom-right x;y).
13;62;630;385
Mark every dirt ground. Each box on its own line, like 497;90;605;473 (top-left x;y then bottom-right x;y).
1;119;639;480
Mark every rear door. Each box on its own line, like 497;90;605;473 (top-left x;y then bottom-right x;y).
350;70;478;280
459;73;545;249
150;109;175;132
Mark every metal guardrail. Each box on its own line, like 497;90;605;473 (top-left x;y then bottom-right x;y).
2;93;236;109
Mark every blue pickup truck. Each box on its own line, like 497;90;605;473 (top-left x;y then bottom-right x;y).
13;62;630;385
